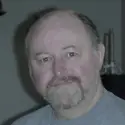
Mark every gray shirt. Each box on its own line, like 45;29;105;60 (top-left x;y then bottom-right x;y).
12;90;125;125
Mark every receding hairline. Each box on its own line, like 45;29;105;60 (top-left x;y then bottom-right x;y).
25;8;100;54
25;9;81;40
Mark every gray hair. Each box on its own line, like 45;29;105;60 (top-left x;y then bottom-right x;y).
25;7;100;54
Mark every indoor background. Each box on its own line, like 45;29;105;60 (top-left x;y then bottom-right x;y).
0;0;124;125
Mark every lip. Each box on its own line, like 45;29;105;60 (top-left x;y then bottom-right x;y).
47;76;81;90
47;80;72;88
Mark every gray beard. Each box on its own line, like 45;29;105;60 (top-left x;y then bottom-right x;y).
45;76;85;110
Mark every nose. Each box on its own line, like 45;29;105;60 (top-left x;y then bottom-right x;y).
53;58;67;77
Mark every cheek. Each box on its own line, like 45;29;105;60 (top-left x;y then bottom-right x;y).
68;54;96;77
80;53;99;76
31;65;53;94
79;57;98;89
74;57;97;87
80;63;95;80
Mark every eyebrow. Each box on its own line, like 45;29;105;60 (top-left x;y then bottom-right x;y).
63;45;76;50
34;45;76;56
35;52;49;56
35;52;43;56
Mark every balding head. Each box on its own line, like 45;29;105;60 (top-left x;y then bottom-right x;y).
25;8;100;55
26;7;105;119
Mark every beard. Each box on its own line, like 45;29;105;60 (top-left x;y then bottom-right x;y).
44;76;85;110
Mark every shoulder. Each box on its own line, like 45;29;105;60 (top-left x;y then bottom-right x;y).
11;105;52;125
102;90;125;123
109;92;125;115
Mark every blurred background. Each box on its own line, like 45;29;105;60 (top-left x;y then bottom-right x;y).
0;0;124;124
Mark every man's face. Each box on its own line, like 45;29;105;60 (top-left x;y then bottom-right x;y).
27;12;104;110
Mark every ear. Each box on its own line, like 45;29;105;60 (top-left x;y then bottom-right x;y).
95;43;105;70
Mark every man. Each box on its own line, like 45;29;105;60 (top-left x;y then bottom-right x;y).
12;7;125;125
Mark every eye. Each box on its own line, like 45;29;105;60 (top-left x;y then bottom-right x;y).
42;57;49;62
67;52;78;58
37;55;53;64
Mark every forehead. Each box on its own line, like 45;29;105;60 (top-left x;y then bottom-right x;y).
26;11;92;54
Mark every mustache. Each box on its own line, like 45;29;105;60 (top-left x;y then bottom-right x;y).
47;75;81;88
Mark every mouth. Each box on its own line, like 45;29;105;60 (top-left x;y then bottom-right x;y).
47;79;72;89
47;76;81;89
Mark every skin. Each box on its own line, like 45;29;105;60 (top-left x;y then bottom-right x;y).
26;11;105;119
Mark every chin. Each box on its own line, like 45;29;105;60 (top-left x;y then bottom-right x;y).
47;87;84;111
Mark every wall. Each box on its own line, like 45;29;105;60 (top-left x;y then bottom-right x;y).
122;0;125;71
0;0;121;124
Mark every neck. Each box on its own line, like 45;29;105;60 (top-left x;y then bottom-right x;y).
52;77;104;120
